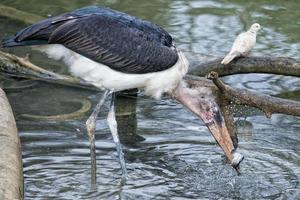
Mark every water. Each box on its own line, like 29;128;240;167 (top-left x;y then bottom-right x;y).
0;0;300;199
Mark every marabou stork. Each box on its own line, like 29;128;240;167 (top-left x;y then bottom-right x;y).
2;6;243;178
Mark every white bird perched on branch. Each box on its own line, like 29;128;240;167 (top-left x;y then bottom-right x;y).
221;23;261;65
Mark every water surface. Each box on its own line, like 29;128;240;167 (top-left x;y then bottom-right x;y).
0;0;299;199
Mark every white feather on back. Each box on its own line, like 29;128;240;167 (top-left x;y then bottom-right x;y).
35;44;189;99
229;32;256;55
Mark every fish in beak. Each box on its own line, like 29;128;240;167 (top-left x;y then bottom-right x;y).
171;81;244;168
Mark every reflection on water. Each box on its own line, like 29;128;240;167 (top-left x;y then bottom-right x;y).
0;0;299;199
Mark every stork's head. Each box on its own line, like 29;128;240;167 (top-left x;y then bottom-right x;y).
170;81;243;168
249;23;261;33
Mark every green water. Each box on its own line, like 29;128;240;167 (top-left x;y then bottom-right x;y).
0;0;299;199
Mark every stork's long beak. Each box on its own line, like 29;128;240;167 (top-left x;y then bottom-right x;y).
171;82;243;168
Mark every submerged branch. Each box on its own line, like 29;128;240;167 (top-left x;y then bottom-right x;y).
20;98;92;121
0;50;98;90
0;4;44;24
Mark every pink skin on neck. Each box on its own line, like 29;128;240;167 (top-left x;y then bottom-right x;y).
169;81;241;165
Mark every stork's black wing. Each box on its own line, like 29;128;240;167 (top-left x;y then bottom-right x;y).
2;6;179;74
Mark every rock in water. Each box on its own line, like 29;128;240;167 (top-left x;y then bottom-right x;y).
221;23;261;65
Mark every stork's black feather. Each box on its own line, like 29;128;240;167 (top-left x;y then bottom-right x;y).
2;6;179;74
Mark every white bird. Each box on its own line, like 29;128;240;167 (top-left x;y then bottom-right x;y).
2;6;243;179
221;23;261;65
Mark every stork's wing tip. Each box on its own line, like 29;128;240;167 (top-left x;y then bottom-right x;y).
1;37;16;48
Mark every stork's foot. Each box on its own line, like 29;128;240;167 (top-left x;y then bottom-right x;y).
85;90;111;185
107;93;128;178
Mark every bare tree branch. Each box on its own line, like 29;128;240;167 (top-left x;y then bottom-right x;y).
1;50;300;118
1;49;299;117
207;71;300;117
190;57;300;77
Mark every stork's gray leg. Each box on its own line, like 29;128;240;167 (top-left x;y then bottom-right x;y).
107;92;128;177
86;90;111;185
